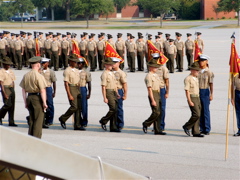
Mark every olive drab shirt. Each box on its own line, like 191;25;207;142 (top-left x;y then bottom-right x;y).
167;44;177;55
184;75;199;95
26;39;34;49
63;67;80;85
128;42;137;53
41;68;57;87
38;37;45;47
145;72;161;91
154;41;162;51
114;69;127;89
79;69;91;87
0;39;8;49
96;40;105;51
198;68;214;89
79;40;87;51
87;41;96;51
9;39;15;48
51;40;61;52
101;70;116;90
67;38;72;50
233;74;240;91
197;38;204;50
185;39;195;50
174;39;185;51
163;40;169;51
14;39;24;50
0;69;16;86
19;69;47;93
44;39;52;50
61;40;70;50
115;40;125;51
136;41;145;52
159;38;164;48
125;40;130;50
156;66;169;89
20;37;27;47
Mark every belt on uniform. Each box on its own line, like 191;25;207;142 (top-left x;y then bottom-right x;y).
190;94;199;97
28;93;40;96
152;90;160;93
69;84;78;87
4;85;13;88
106;89;115;91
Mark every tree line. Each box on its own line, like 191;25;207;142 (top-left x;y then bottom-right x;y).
0;0;239;27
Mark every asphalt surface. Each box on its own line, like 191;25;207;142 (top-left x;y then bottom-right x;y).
1;28;240;179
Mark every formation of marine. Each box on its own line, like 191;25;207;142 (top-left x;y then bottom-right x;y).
0;30;239;139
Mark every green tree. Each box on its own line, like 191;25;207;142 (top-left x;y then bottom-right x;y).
71;0;115;28
31;0;62;20
217;0;240;26
178;0;200;20
0;2;15;21
136;0;180;27
11;0;35;27
100;0;115;22
113;0;130;11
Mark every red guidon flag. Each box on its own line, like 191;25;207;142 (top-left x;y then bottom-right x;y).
194;40;202;61
147;40;168;65
72;40;88;66
229;40;240;76
105;41;124;63
35;38;40;56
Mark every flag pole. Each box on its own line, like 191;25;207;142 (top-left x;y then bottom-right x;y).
233;105;236;135
225;73;232;161
225;33;236;160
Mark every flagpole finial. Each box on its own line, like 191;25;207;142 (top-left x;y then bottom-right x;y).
231;32;235;39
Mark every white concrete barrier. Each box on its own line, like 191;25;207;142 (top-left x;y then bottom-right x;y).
0;126;148;180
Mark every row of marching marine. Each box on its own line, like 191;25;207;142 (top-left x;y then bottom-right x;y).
0;30;204;73
1;51;218;139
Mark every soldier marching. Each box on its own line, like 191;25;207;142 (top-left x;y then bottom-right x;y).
3;29;235;140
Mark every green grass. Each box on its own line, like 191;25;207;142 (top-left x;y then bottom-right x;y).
211;24;240;29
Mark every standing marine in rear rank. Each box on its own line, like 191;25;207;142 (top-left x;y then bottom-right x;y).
166;39;177;73
198;54;214;135
196;32;204;53
185;33;195;70
142;58;166;135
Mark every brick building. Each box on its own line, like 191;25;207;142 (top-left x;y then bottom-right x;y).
99;0;236;20
99;0;150;19
201;0;236;20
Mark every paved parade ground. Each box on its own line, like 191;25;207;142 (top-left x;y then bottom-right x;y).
1;28;240;179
